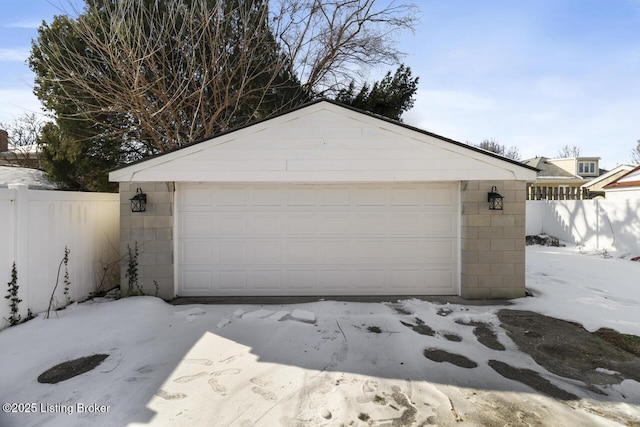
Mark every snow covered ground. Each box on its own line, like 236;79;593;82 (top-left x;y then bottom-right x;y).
0;245;638;426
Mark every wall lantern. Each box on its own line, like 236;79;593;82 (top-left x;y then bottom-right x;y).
488;186;504;210
130;188;147;212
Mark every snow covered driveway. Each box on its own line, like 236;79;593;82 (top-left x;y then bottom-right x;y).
0;246;639;426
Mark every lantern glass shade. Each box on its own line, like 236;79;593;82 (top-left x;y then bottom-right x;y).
488;186;504;210
130;188;147;212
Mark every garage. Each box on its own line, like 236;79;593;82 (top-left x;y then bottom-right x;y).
110;99;537;300
176;182;459;296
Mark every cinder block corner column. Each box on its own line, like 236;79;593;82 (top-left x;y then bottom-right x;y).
119;182;175;300
460;180;527;299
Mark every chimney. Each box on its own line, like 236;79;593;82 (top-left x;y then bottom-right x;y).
0;129;8;153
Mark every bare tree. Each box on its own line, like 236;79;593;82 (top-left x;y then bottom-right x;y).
272;0;419;95
557;144;582;158
475;139;521;161
30;0;418;156
632;140;640;164
0;113;44;168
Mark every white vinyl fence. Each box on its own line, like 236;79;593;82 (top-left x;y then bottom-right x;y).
0;184;119;329
526;199;640;254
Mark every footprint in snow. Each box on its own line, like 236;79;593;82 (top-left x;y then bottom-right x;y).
173;372;208;383
184;358;213;366
219;354;243;364
250;377;273;387
211;368;242;377
155;389;187;400
363;379;378;393
208;378;227;395
251;386;278;401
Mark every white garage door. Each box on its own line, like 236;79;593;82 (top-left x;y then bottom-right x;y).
176;183;459;296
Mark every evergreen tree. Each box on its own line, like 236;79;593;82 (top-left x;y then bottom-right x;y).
29;0;307;191
334;65;419;121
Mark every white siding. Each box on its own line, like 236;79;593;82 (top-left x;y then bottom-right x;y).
110;102;536;183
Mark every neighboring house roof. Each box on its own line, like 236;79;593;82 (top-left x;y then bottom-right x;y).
0;166;60;190
522;157;579;180
583;164;635;190
603;165;640;189
110;99;538;182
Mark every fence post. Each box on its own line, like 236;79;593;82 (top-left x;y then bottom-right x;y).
7;184;29;317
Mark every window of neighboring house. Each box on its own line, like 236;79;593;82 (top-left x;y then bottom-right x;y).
578;161;596;175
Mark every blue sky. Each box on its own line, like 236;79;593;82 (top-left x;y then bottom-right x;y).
1;0;639;168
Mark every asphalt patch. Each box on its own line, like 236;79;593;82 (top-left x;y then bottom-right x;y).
443;333;462;342
37;354;109;384
498;310;640;387
423;347;478;368
455;319;505;351
488;360;577;401
473;324;505;351
401;318;435;336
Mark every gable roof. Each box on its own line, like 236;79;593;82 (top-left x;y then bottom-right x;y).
583;164;635;188
522;157;578;179
110;99;537;183
604;165;640;189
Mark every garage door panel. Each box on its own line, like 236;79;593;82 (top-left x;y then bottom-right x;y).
321;188;351;206
287;214;317;235
355;214;387;235
424;186;456;206
181;187;212;207
181;241;214;264
250;214;282;235
423;240;456;261
423;214;457;236
218;241;246;262
388;269;421;290
423;269;456;290
250;241;281;262
354;270;386;290
287;241;317;262
287;270;317;290
215;187;247;206
319;214;352;235
391;186;421;206
388;214;421;234
252;187;282;206
218;270;247;291
319;241;352;262
177;183;459;296
354;240;388;262
388;241;422;262
182;270;212;292
288;187;316;205
250;270;282;290
321;269;352;290
216;215;247;236
355;187;386;206
181;213;213;237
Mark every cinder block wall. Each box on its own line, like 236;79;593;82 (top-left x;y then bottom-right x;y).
119;182;174;299
461;180;527;299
